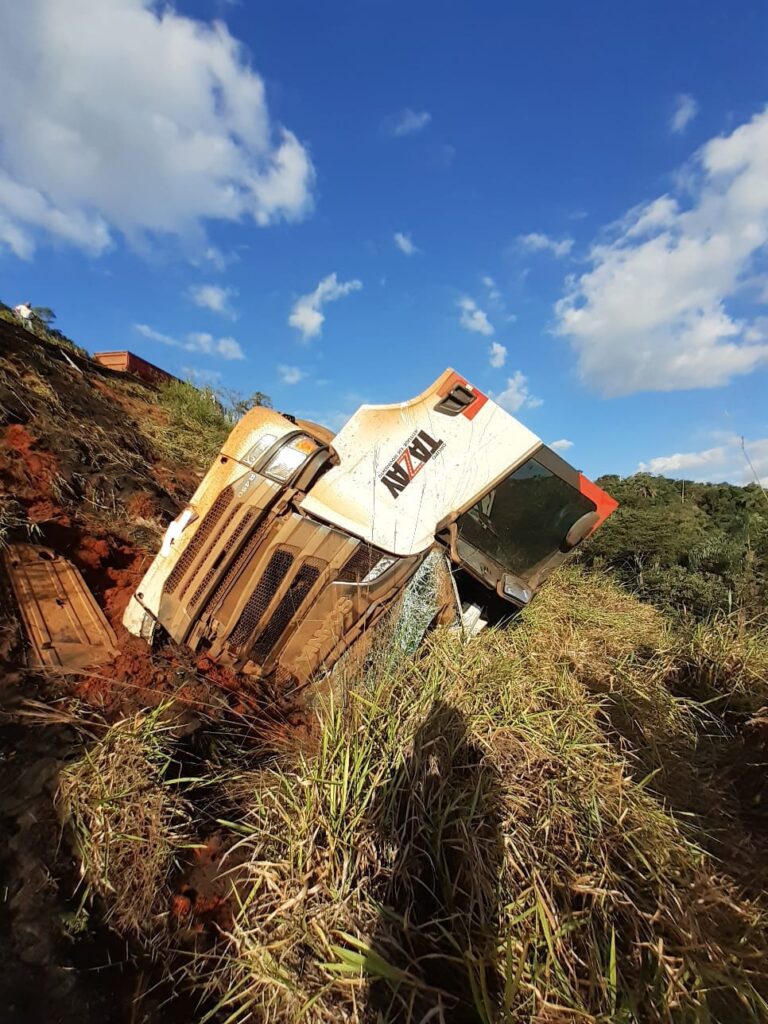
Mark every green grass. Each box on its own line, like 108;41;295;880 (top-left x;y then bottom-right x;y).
58;568;768;1022
57;706;192;941
151;379;235;466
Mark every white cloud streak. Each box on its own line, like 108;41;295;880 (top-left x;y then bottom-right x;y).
135;323;245;360
518;232;574;258
187;283;238;319
394;231;419;255
277;364;306;384
288;272;362;341
638;434;768;485
494;371;542;414
639;447;726;474
554;107;768;396
458;297;493;336
488;341;507;368
482;275;502;300
182;366;223;386
384;108;431;138
0;0;314;259
550;438;574;452
670;93;699;134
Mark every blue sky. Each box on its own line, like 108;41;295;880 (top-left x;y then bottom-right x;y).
1;0;767;483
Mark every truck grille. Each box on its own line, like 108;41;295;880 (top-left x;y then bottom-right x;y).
203;518;272;614
165;487;235;596
337;542;379;583
250;558;324;661
188;508;257;609
228;548;295;649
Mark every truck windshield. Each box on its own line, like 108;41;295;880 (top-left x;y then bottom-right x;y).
457;457;596;581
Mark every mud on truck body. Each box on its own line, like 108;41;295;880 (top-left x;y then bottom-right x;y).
124;370;617;689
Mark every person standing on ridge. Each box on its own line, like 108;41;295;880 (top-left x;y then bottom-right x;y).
13;301;34;329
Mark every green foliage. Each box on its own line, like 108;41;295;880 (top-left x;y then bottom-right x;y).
58;707;191;940
585;473;768;619
231;389;273;414
31;305;56;327
154;379;237;465
152;380;275;467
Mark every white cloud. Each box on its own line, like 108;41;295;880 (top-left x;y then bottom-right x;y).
458;296;493;336
0;0;314;259
183;366;223;386
288;272;362;341
135;323;245;360
277;364;306;385
550;438;574;452
488;341;507;368
638;435;768;485
554;108;768;396
191;246;237;272
135;323;176;347
670;93;699;134
482;275;502;300
394;231;420;255
742;439;768;486
384;108;431;138
215;336;245;360
188;283;238;319
494;371;543;414
518;232;574;258
639;446;726;474
0;173;111;258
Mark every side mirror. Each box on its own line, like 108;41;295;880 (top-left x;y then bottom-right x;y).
561;511;599;552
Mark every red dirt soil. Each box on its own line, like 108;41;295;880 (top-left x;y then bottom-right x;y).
125;491;160;521
4;424;60;495
26;499;68;524
170;836;238;938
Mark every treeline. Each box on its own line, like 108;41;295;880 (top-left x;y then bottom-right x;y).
582;473;768;619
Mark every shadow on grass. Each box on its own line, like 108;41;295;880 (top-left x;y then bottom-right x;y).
368;700;503;1023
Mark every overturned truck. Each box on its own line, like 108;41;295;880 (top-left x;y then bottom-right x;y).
124;370;617;688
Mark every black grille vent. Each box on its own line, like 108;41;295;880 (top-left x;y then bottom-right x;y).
250;559;324;661
165;487;234;595
179;505;240;600
336;543;380;583
203;518;271;614
228;548;295;649
188;508;257;608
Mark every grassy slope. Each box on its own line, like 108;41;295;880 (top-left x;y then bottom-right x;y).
60;569;768;1024
0;317;234;549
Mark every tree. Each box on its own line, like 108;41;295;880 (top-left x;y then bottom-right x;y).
230;390;273;416
585;472;768;620
31;306;56;327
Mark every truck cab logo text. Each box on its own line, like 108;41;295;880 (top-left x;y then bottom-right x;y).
379;430;445;500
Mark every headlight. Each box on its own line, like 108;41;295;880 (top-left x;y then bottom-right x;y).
263;435;317;482
243;433;277;466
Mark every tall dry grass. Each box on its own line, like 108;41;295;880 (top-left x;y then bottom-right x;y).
59;568;768;1022
150;379;234;466
57;705;192;940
